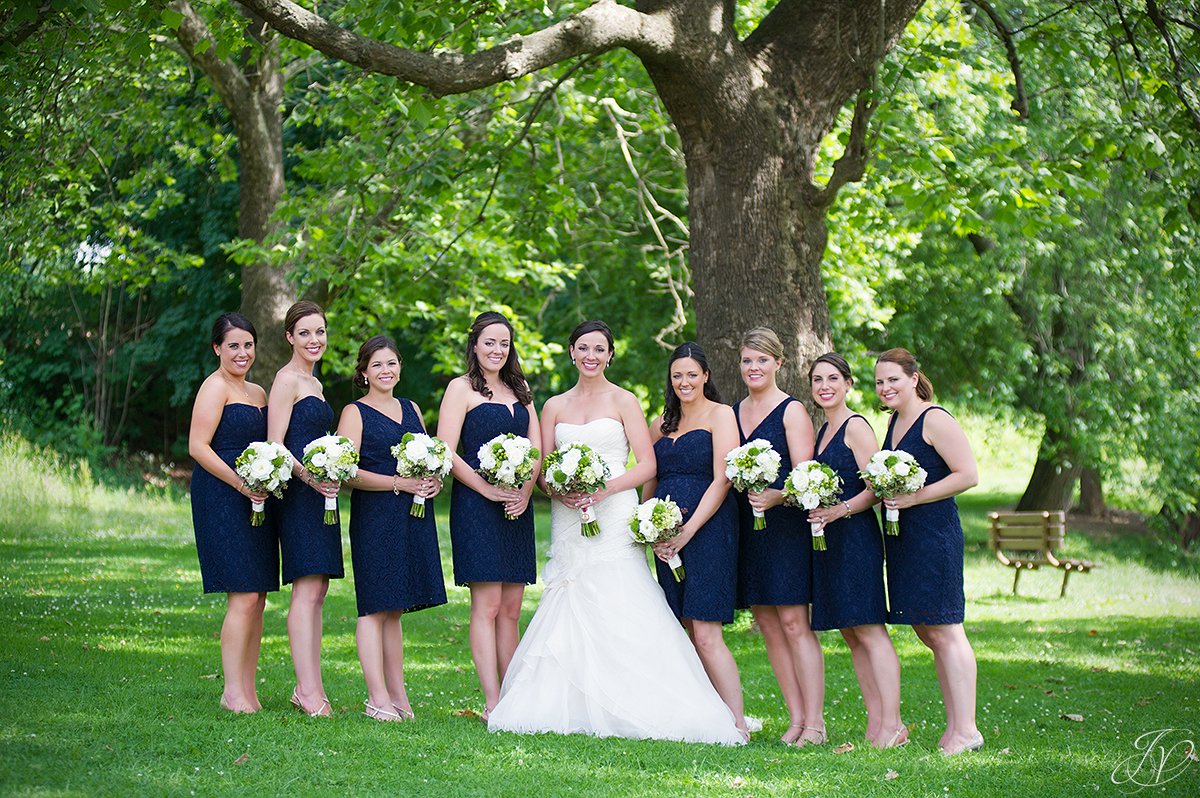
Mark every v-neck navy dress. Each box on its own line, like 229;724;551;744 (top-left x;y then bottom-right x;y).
652;429;739;623
733;397;812;608
881;406;965;626
449;402;537;586
810;415;887;631
348;400;448;616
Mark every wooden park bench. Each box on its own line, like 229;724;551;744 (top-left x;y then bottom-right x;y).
987;510;1100;597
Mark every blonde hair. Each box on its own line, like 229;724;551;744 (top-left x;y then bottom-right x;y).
739;327;785;362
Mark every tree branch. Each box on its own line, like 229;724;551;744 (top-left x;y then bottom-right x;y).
0;4;55;50
236;0;670;97
169;0;250;110
803;89;876;209
969;0;1029;119
1145;0;1200;137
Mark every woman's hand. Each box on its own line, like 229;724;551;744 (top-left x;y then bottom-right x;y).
884;489;924;511
239;484;270;503
559;489;602;511
504;482;534;519
808;503;851;530
482;483;520;504
300;468;340;498
747;487;785;513
653;526;694;562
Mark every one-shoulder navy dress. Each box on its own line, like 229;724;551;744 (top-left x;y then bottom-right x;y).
733;397;812;607
882;406;965;626
811;415;887;631
191;403;279;593
449;402;536;586
653;429;739;624
279;395;345;585
348;400;448;617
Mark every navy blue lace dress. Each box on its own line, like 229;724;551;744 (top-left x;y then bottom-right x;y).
733;397;812;607
653;429;739;623
191;403;279;593
279;395;344;585
810;415;887;631
348;400;448;617
882;406;965;626
449;402;536;586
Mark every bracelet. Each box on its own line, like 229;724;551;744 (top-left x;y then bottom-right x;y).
392;475;400;496
842;501;852;518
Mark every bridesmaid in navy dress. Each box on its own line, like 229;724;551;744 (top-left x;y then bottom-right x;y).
645;342;749;741
876;347;981;755
731;327;823;746
436;312;540;719
337;335;447;721
267;300;343;717
807;353;906;748
189;312;274;713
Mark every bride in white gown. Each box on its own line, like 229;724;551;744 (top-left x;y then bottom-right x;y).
487;321;744;745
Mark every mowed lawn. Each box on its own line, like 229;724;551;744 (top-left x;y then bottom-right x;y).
1;430;1198;797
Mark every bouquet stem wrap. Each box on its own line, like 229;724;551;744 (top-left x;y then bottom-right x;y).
751;507;766;531
323;496;338;525
665;552;685;582
579;505;600;537
809;521;827;551
885;507;900;536
411;494;428;519
250;499;266;526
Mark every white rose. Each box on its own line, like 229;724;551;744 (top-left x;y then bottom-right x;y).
800;492;818;510
405;439;428;461
725;464;738;480
310;451;328;469
639;520;657;540
276;466;291;481
866;461;886;476
250;459;273;480
589;462;605;482
497;464;517;483
560;449;582;476
893;462;911;477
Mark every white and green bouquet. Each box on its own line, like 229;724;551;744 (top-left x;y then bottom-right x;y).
301;434;359;524
392;432;453;518
477;433;540;520
860;449;927;536
724;438;782;530
544;441;610;537
629;497;686;582
234;441;293;526
783;460;843;551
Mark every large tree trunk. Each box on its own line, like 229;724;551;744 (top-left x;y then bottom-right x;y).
173;2;296;386
1016;428;1081;511
1077;467;1107;517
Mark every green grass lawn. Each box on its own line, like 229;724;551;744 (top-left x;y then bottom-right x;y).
1;431;1198;797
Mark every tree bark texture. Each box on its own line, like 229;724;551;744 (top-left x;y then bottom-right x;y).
1077;467;1107;517
172;1;295;384
1016;428;1080;512
236;0;926;398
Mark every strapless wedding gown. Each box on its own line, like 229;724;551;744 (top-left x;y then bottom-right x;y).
487;418;743;745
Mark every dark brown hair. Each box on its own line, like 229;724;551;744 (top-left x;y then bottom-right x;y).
808;352;853;385
465;311;532;405
660;342;722;434
354;335;401;392
568;320;614;356
211;312;256;347
284;300;326;337
876;347;934;402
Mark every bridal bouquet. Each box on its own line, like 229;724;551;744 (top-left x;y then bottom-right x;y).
392;432;453;518
783;461;843;551
234;441;293;526
724;439;782;530
477;433;540;520
544;442;610;537
301;434;359;524
629;497;686;582
860;449;927;536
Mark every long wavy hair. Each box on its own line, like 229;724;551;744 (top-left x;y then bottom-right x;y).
353;335;401;393
660;341;721;434
465;311;532;405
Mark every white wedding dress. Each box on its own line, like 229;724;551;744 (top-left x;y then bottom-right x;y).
487;418;744;745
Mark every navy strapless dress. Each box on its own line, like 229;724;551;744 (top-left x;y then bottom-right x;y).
882;406;965;626
348;401;448;616
449;402;536;586
810;415;888;631
279;395;344;584
733;397;812;607
653;429;739;623
190;403;279;593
